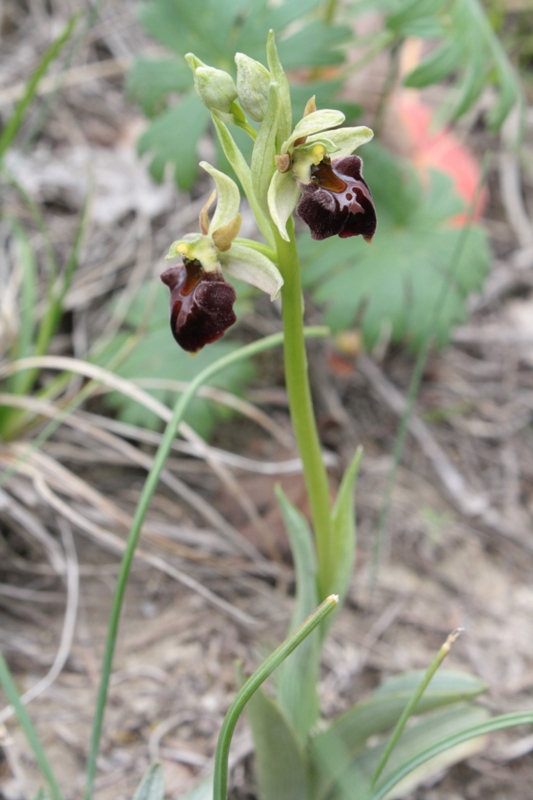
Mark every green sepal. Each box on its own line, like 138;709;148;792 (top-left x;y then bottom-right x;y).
267;169;301;242
220;242;283;299
251;81;281;219
274;486;320;745
307;126;374;158
199;161;241;234
212;115;274;247
266;30;292;147
282;109;345;153
133;762;165;800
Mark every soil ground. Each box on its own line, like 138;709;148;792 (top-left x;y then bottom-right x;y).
1;2;533;799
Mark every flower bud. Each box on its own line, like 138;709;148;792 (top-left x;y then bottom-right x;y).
185;54;237;114
235;53;270;122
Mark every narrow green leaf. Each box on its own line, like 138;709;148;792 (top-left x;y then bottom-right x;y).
0;14;78;168
244;677;310;800
180;774;213;800
371;710;533;800
310;670;487;800
275;487;320;745
8;223;37;381
0;653;64;800
355;704;488;800
320;447;362;604
133;762;165;800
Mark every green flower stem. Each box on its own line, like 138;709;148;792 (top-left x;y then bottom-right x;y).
273;217;332;598
213;594;339;800
0;653;64;800
370;629;462;789
83;327;328;800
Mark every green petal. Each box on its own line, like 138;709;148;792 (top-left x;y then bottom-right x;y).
307;125;374;157
267;169;301;242
281;109;345;152
221;243;283;299
199;161;241;234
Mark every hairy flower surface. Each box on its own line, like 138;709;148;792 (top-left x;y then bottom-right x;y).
161;260;236;353
296;155;376;242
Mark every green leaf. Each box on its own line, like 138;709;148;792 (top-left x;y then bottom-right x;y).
274;487;320;745
403;39;464;88
0;14;79;168
243;678;310;800
0;653;64;800
97;282;254;438
399;0;520;127
320;447;362;605
138;92;210;189
180;774;213;800
300;143;491;351
385;0;445;38
310;670;487;800
371;710;533;800
127;58;192;116
352;704;489;800
277;20;352;68
133;763;165;800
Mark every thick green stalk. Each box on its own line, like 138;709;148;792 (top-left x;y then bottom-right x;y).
274;218;332;598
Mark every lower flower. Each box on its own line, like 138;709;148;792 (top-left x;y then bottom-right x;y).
161;259;237;354
296;155;377;242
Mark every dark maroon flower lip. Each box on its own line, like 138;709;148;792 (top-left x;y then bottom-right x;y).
296;155;377;242
161;258;237;353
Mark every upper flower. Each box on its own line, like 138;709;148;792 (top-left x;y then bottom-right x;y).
295;152;376;242
162;163;283;353
268;100;377;243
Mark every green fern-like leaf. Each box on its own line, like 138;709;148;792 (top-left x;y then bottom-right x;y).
300;143;491;351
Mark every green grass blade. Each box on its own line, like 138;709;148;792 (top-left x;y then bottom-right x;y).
0;14;79;168
33;189;90;363
370;630;461;788
83;326;329;800
0;653;64;800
